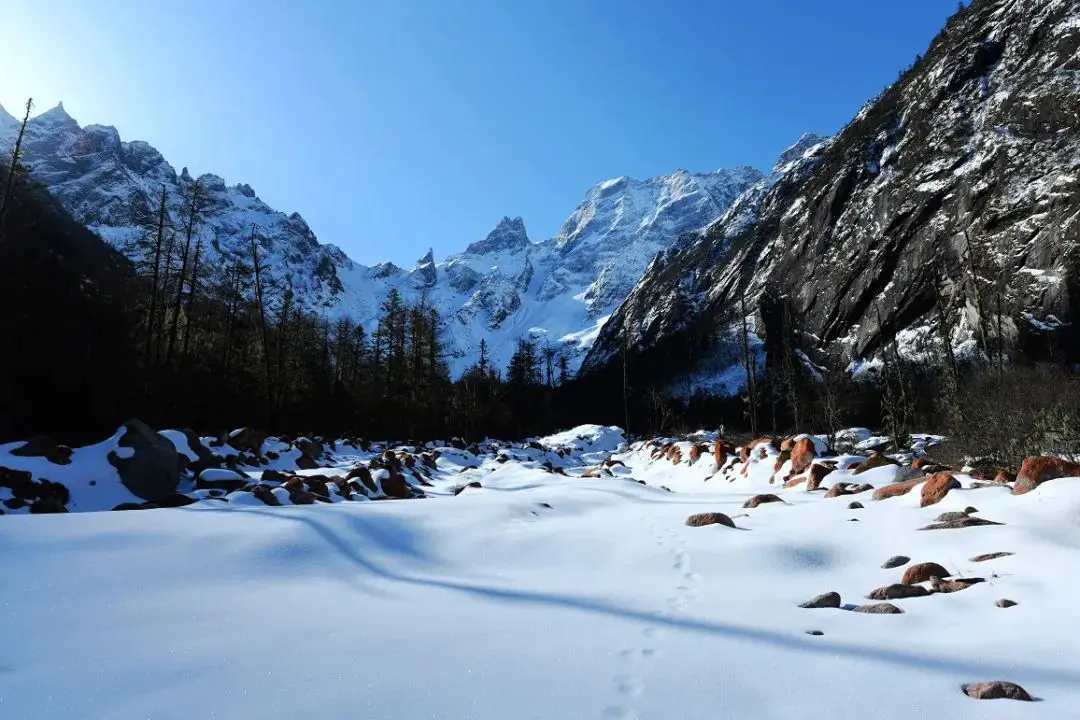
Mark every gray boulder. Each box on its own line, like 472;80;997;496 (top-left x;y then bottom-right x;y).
108;419;180;501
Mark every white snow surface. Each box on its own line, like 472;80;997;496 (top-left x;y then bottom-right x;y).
3;426;1080;717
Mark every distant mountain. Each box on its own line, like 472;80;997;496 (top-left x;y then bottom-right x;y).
0;102;772;374
583;0;1080;392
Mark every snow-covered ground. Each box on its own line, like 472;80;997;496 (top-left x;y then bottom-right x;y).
2;425;1079;718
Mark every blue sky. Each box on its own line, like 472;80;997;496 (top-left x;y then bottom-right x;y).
4;0;959;266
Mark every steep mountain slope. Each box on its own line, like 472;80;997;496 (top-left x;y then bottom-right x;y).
0;104;762;375
584;0;1080;389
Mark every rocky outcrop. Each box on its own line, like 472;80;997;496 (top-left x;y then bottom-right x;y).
1013;456;1080;494
583;0;1080;391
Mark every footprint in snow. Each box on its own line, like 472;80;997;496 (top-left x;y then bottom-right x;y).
613;675;645;698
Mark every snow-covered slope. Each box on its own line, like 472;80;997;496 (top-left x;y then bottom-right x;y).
0;103;763;375
3;425;1080;718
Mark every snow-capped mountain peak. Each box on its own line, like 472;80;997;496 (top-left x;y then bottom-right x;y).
1;101;793;376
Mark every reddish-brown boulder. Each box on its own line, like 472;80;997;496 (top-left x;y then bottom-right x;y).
1013;456;1080;495
920;472;961;507
993;470;1016;484
872;478;923;501
961;681;1033;701
783;473;808;489
902;562;950;585
931;577;984;593
806;463;835;491
853;453;900;475
867;583;932;600
790;438;817;475
713;440;731;467
824;483;852;498
685;512;736;528
381;471;412;499
743;493;784;509
971;552;1014;562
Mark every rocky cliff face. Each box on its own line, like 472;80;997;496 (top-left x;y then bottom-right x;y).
0;104;763;375
584;0;1080;391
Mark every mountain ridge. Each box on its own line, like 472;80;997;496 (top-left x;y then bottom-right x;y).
0;102;779;374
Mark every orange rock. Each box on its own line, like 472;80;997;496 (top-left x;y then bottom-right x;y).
805;463;834;491
790;438;816;475
1014;456;1080;494
912;458;928;470
713;440;730;467
783;473;808;489
920;472;961;507
901;562;950;584
749;437;777;450
738;446;751;463
872;477;924;501
779;437;795;452
993;470;1016;484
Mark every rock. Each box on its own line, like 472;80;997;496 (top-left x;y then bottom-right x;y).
288;490;316;505
790;437;816;474
112;502;148;511
853;452;900;475
867;583;932;600
799;591;841;609
853;603;904;614
196;468;248;492
772;449;792;475
963;506;978;514
295;454;319;471
156;493;197;508
847;501;864;509
920;516;1004;531
743;493;783;509
381;471;412;499
783;473;808;489
453;481;482;496
993;470;1016;484
894;465;927;484
824;483;852;498
713;440;731;466
10;435;73;465
805;463;834;491
1013;456;1080;495
806;630;824;636
261;469;289;484
902;562;951;584
227;428;267;455
872;478;924;501
251;484;281;506
935;511;970;523
920;472;961;507
971;552;1014;562
996;598;1018;608
961;681;1033;701
881;555;910;569
29;498;68;514
930;577;984;593
848;483;874;494
685;512;735;528
108;419;180;501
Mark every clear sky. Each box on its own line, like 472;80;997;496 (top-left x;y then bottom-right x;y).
3;0;959;266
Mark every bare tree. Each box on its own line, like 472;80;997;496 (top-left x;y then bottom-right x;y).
0;98;33;243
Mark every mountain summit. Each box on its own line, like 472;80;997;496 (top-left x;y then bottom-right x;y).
0;104;783;374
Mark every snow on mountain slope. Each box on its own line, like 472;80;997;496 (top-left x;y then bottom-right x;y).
0;102;763;375
3;427;1080;718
